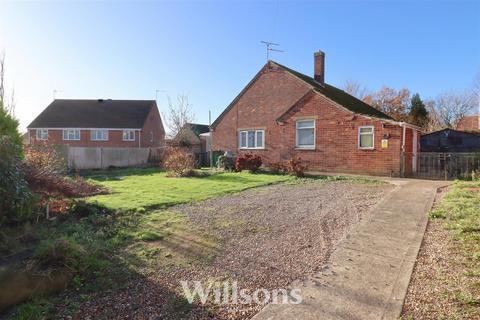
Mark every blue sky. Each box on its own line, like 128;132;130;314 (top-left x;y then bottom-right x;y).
1;0;479;131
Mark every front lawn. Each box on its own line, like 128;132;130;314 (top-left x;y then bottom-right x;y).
87;168;295;210
6;169;388;319
402;180;480;319
5;169;295;318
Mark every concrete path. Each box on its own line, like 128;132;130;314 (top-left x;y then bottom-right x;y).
253;179;445;320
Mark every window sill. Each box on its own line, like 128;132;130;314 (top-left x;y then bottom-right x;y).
239;148;265;150
295;147;316;151
359;147;375;151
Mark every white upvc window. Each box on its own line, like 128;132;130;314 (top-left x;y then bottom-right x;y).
296;119;315;149
239;129;264;149
90;129;108;141
358;126;374;149
36;129;48;140
123;130;135;141
63;129;81;141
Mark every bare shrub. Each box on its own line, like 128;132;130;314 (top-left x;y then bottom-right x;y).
284;157;307;177
24;143;103;198
164;147;196;177
268;161;286;174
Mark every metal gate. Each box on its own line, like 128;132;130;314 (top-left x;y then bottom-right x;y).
408;152;480;180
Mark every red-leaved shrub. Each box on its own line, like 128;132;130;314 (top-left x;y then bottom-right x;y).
163;147;196;177
284;157;307;177
235;153;262;172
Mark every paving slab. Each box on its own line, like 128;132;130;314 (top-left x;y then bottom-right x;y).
252;179;446;320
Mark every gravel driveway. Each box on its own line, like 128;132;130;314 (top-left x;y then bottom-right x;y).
60;179;393;320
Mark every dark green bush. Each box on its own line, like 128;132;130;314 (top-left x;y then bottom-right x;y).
0;101;22;148
216;152;236;171
69;200;110;218
0;136;35;225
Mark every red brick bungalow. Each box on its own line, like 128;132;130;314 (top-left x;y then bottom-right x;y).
211;51;421;176
28;99;165;148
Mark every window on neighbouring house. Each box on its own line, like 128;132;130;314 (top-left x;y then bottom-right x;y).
296;119;315;149
63;129;80;141
358;126;374;149
238;129;264;149
90;129;108;141
123;130;135;141
36;129;48;140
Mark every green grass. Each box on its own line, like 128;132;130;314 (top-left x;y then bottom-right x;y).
87;168;295;210
428;180;480;313
13;299;54;320
9;168;383;318
429;181;480;260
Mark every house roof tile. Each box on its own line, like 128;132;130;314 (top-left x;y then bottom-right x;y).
28;99;156;129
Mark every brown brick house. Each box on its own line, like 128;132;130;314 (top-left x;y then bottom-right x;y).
211;51;421;176
28;99;165;148
457;114;479;132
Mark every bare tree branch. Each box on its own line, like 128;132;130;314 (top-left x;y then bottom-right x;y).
0;51;5;106
163;94;196;139
342;79;369;100
367;86;411;121
434;90;476;129
474;70;480;113
0;51;15;115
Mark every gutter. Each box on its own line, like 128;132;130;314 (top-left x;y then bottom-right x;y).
400;122;407;178
401;122;407;152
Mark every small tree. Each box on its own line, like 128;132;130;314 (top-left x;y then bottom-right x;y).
163;147;196;177
409;93;429;128
164;94;196;140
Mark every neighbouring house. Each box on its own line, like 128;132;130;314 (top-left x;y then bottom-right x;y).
27;99;165;148
173;123;209;151
211;51;421;176
421;128;480;152
22;132;30;145
172;123;210;165
457;114;480;132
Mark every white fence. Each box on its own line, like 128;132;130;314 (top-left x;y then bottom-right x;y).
56;146;164;170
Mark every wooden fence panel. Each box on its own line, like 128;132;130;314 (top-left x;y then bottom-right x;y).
410;152;480;180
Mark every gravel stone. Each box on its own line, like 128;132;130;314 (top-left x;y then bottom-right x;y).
57;180;392;319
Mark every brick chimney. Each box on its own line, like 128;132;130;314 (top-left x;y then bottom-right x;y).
314;50;325;85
